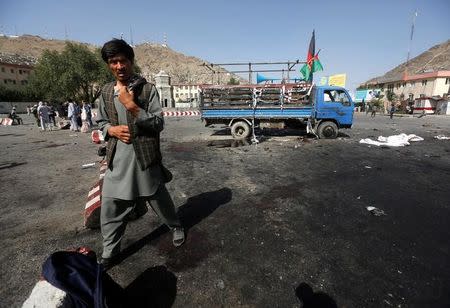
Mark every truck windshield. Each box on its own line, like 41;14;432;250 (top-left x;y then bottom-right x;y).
323;89;351;106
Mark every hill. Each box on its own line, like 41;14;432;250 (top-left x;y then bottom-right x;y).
364;39;450;84
0;34;239;84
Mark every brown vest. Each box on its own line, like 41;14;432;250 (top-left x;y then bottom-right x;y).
101;82;162;171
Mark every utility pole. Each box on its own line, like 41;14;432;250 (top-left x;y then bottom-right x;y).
404;10;418;79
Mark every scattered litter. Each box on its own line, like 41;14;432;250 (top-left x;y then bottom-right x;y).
216;279;225;289
69;134;78;137
434;135;450;140
364;166;372;169
360;133;424;147
357;196;361;200
366;206;386;216
81;163;96;169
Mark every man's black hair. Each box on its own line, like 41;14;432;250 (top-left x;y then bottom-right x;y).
101;39;134;63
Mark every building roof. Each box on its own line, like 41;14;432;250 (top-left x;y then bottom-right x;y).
360;70;450;87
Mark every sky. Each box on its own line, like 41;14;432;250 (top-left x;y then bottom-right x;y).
1;0;449;93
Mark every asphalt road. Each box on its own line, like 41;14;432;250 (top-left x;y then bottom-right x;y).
0;113;449;307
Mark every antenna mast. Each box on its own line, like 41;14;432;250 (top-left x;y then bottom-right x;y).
404;10;418;79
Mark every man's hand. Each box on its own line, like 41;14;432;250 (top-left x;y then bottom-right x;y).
108;125;131;144
118;85;140;116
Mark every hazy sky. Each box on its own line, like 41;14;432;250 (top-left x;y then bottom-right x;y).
1;0;449;92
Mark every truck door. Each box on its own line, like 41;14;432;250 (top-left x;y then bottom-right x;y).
316;88;354;126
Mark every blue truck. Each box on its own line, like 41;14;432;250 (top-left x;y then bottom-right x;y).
200;83;354;139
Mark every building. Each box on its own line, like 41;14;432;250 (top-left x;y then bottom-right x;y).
154;70;174;108
172;84;201;108
358;71;450;102
0;52;36;88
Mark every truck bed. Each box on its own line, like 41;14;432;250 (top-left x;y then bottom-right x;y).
201;105;313;119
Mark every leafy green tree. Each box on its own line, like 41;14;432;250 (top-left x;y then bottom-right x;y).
386;91;397;102
227;76;240;85
28;43;114;103
0;84;39;102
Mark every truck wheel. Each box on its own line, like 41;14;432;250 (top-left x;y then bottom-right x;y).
231;121;251;140
317;121;338;139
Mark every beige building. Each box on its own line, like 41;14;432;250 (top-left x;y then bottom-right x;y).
362;70;450;101
172;84;201;108
0;53;35;88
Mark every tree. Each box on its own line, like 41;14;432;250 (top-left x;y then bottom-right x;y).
386;91;397;102
28;43;114;103
227;76;240;85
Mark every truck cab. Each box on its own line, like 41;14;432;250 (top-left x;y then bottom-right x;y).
310;86;354;138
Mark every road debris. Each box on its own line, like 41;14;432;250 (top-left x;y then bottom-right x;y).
434;135;450;140
366;206;386;216
359;133;424;147
81;163;96;169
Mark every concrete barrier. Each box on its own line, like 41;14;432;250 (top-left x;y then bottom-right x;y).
163;110;200;117
0;118;13;125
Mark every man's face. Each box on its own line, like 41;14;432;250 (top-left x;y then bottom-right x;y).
107;53;133;82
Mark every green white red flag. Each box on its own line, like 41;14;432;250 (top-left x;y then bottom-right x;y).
300;30;323;82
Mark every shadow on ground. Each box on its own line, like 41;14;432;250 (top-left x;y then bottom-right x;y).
295;282;337;308
113;187;233;267
125;265;177;308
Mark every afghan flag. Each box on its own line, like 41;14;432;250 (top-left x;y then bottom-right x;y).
300;30;323;82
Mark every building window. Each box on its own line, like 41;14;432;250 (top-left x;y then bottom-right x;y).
10;68;14;73
3;80;7;84
421;80;427;86
1;67;5;72
402;82;406;87
19;70;22;74
408;93;414;101
12;80;16;84
419;94;425;98
445;78;450;85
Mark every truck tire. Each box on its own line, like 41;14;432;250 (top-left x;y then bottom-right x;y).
230;121;251;140
317;121;338;139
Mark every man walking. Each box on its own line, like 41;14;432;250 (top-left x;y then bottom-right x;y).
67;99;80;131
96;39;184;268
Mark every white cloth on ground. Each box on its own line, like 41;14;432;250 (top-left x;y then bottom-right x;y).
359;133;424;147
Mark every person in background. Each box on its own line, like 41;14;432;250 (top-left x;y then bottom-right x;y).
48;104;57;127
9;106;23;125
80;101;90;133
37;102;51;131
83;101;94;127
31;104;40;127
389;103;396;119
67;99;80;132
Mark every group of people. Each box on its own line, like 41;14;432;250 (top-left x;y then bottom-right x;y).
67;100;93;132
25;100;93;132
28;102;57;130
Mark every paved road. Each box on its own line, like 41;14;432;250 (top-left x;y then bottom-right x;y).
1;113;449;307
